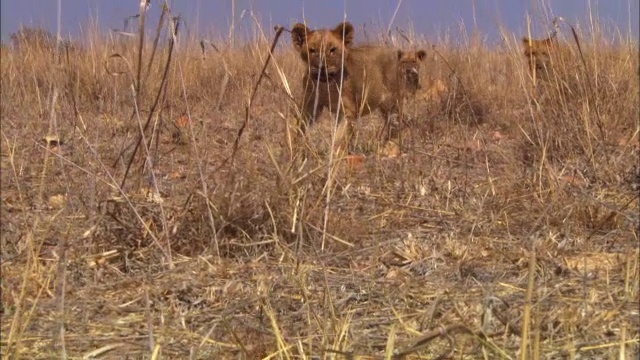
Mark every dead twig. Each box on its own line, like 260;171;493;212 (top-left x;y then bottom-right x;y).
231;25;285;159
119;7;179;190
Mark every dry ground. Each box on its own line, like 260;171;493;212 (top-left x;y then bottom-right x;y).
1;19;639;359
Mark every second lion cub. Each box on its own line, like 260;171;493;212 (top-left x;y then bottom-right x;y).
290;21;426;154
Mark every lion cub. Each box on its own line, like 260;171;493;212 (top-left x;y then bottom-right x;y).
522;35;559;81
521;17;570;83
380;49;428;155
396;49;427;96
290;22;426;154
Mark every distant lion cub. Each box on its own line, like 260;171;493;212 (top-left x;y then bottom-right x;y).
521;35;559;81
290;21;426;153
521;17;571;83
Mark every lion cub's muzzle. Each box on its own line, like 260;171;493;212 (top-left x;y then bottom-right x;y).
310;66;346;83
403;66;421;90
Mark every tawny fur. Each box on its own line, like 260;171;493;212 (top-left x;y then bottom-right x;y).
522;35;559;81
291;22;426;152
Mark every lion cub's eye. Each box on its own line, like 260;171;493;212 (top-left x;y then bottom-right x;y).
308;47;317;54
329;47;337;54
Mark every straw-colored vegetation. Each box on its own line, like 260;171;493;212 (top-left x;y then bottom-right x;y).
1;4;638;359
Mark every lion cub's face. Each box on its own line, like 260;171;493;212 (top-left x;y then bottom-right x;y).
291;22;354;82
397;49;427;93
522;36;558;77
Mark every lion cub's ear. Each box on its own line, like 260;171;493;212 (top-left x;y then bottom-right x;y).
331;22;355;46
522;37;533;48
291;23;310;49
416;50;427;61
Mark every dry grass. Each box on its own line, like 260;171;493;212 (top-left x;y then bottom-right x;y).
1;10;638;359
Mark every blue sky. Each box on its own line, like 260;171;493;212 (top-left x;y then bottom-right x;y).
1;1;638;45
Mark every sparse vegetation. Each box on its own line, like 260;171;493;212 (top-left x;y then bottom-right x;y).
1;4;638;359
